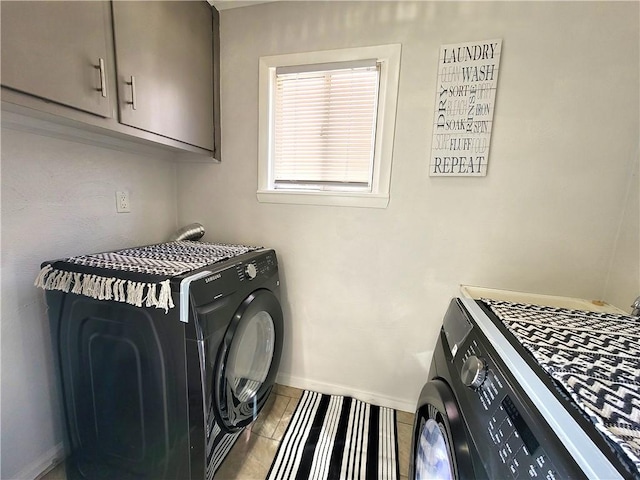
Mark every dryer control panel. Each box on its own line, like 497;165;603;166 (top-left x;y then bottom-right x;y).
456;338;563;480
186;250;279;310
235;251;277;282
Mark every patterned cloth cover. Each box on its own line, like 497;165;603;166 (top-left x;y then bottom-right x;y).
485;299;640;477
35;241;260;312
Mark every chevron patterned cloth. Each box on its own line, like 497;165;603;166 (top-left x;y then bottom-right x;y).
485;299;640;477
35;241;260;312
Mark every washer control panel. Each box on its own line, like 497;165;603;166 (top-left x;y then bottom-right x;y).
460;340;561;479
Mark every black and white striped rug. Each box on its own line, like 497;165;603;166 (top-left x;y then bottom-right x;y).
267;390;399;480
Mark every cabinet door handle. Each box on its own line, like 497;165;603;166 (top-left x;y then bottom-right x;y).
96;58;107;98
126;75;137;110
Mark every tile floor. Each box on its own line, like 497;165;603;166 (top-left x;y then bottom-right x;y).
39;384;414;480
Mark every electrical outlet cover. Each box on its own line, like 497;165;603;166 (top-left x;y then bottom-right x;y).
116;190;131;213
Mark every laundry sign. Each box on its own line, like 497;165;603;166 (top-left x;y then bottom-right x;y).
430;39;502;176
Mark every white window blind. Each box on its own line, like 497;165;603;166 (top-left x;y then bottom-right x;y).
273;60;380;191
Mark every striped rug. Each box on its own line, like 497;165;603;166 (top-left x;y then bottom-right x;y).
267;390;399;480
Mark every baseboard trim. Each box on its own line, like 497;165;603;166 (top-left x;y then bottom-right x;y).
276;373;416;413
12;442;65;480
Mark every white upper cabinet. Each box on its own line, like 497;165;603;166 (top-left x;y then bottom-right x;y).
112;1;214;151
1;1;220;159
1;1;113;118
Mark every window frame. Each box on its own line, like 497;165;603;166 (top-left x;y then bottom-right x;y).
258;44;401;208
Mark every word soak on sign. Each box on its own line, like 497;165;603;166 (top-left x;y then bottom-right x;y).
430;39;502;176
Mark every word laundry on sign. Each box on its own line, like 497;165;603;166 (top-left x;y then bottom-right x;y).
442;42;499;63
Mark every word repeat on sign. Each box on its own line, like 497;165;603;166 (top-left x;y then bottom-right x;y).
430;39;502;177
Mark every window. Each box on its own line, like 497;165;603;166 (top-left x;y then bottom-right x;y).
274;61;379;192
258;44;401;208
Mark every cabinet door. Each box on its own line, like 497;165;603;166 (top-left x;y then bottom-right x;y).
112;1;214;151
0;1;112;118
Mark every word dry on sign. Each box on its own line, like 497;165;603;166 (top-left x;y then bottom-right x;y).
430;39;502;177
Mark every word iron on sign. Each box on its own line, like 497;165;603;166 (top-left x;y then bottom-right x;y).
430;39;502;177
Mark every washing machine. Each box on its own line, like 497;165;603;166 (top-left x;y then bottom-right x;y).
41;242;284;480
409;297;638;480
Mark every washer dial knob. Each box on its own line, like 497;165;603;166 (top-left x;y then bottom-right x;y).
461;355;487;389
245;263;257;280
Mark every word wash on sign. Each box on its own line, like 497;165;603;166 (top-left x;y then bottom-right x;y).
430;39;502;177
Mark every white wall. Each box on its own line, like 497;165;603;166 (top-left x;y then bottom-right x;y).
0;126;178;479
177;1;639;411
1;2;637;477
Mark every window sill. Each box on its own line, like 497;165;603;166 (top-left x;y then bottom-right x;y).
256;190;389;208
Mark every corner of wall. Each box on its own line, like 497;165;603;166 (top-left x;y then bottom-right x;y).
603;153;640;311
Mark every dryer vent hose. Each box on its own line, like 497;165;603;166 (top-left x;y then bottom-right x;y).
171;223;205;242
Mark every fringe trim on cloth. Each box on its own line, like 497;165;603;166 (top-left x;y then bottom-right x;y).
34;241;261;313
35;265;175;313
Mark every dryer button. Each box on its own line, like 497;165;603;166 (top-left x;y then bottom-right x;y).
508;461;519;478
245;264;257;279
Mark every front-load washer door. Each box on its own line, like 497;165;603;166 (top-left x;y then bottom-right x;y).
214;288;284;432
410;379;476;480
